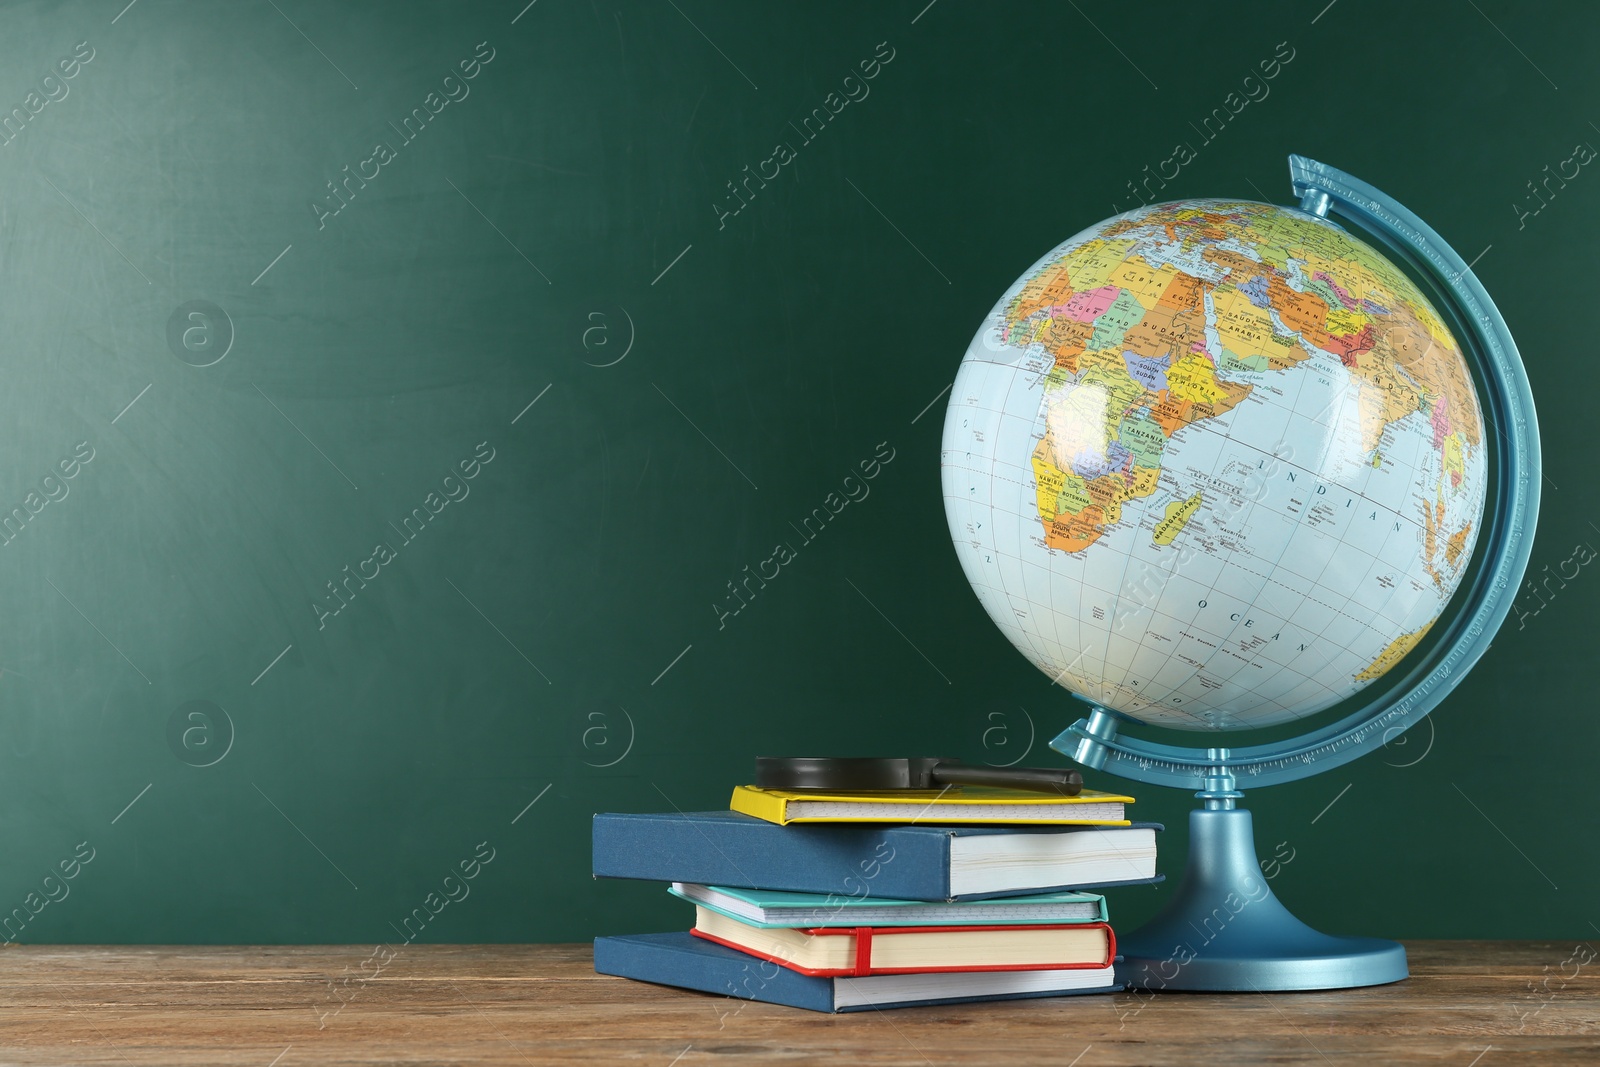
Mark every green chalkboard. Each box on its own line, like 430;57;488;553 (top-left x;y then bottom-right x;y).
0;0;1594;952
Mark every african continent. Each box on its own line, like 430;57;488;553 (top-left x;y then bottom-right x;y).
941;200;1485;731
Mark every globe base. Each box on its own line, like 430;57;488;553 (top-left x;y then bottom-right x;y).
1115;806;1408;991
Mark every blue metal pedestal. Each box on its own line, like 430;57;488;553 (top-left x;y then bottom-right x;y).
1115;807;1408;991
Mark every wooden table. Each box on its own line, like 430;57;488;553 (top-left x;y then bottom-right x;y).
0;942;1594;1065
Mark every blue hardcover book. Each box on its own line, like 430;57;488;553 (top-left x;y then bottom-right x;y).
594;932;1120;1013
592;811;1162;901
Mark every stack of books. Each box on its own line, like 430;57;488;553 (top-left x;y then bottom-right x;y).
592;782;1161;1013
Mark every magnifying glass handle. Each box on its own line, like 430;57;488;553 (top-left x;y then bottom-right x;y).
931;763;1083;795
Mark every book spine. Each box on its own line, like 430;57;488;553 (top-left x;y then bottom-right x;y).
728;786;790;825
595;936;835;1012
867;826;952;900
593;814;958;901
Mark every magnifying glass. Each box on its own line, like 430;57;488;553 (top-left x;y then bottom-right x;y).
755;756;1083;795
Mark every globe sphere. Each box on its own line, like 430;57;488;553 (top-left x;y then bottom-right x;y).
942;200;1486;732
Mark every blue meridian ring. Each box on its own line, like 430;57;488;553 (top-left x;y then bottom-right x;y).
1048;155;1541;790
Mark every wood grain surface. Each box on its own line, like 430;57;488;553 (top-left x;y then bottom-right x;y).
0;941;1594;1065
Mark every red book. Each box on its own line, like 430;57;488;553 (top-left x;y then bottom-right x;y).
689;905;1115;978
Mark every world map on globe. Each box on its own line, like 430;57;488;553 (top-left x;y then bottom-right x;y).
942;200;1486;731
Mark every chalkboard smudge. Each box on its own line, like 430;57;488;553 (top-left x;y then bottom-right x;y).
1;441;96;549
312;441;496;629
713;41;895;231
1;840;95;946
713;440;896;629
310;41;497;230
0;40;95;149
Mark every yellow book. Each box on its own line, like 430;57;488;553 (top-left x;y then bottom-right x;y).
729;784;1134;827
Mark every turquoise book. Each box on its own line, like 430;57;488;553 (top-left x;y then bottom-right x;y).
668;883;1108;928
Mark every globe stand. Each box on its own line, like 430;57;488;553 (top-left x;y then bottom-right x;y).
1063;719;1413;990
1030;156;1543;994
1115;800;1406;991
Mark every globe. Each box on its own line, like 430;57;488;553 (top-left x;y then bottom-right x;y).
937;157;1540;992
941;198;1487;732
